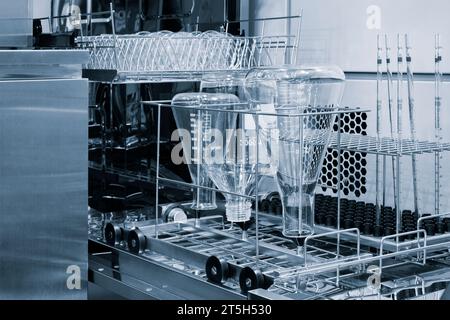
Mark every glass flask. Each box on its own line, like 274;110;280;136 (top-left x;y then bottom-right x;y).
245;66;345;240
201;103;256;226
171;93;240;213
201;71;278;199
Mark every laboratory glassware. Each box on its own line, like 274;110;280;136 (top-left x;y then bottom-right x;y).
246;66;345;241
171;93;240;214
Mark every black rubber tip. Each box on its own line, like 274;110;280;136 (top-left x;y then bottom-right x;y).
104;223;122;246
239;267;265;293
374;225;383;237
363;223;373;236
236;217;255;231
425;224;436;237
444;219;450;233
343;219;354;229
354;220;363;230
325;215;336;227
436;222;446;235
205;256;229;284
127;228;146;254
384;227;395;236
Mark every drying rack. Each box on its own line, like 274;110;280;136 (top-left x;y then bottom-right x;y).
116;100;450;299
77;4;302;83
328;133;450;156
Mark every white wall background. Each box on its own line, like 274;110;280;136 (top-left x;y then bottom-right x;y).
251;0;450;213
33;0;51;18
253;0;450;73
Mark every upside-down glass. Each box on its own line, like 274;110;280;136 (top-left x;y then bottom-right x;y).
171;93;240;213
245;66;345;240
201;99;257;225
201;71;276;177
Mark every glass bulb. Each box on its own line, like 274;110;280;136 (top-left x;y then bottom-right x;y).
171;93;240;212
200;72;274;223
206;123;257;223
246;66;345;239
201;70;278;205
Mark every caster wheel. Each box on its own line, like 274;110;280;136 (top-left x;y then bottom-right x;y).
239;267;264;293
205;256;229;284
104;223;122;246
127;228;146;254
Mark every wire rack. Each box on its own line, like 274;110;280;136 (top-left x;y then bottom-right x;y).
79;32;295;78
119;215;367;289
101;212;450;299
76;5;302;82
95;99;450;299
327;133;450;156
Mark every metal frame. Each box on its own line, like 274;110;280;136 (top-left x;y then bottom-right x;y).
91;97;450;299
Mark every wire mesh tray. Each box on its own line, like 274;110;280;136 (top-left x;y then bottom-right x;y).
77;31;294;78
328;133;450;156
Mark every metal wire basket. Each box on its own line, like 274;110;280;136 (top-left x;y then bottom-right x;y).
75;4;302;81
78;31;296;77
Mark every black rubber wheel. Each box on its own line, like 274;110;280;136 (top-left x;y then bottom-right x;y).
239;267;264;293
205;256;229;284
104;223;122;246
127;228;146;254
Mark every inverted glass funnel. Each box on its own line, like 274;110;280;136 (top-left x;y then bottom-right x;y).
201;70;277;193
245;66;345;240
200;72;278;225
171;93;240;212
205;119;257;224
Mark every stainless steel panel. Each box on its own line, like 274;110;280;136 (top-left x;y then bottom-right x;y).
0;1;33;48
0;78;88;299
0;50;89;66
0;50;90;80
89;241;245;300
0;0;33;18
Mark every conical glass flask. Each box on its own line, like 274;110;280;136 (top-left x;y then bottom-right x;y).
205;115;257;224
245;66;345;240
201;70;278;194
171;93;240;212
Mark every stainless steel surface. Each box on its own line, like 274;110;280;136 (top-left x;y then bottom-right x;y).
0;1;33;48
247;289;293;300
89;240;245;300
0;50;88;299
0;50;89;65
93;212;450;300
0;50;90;80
